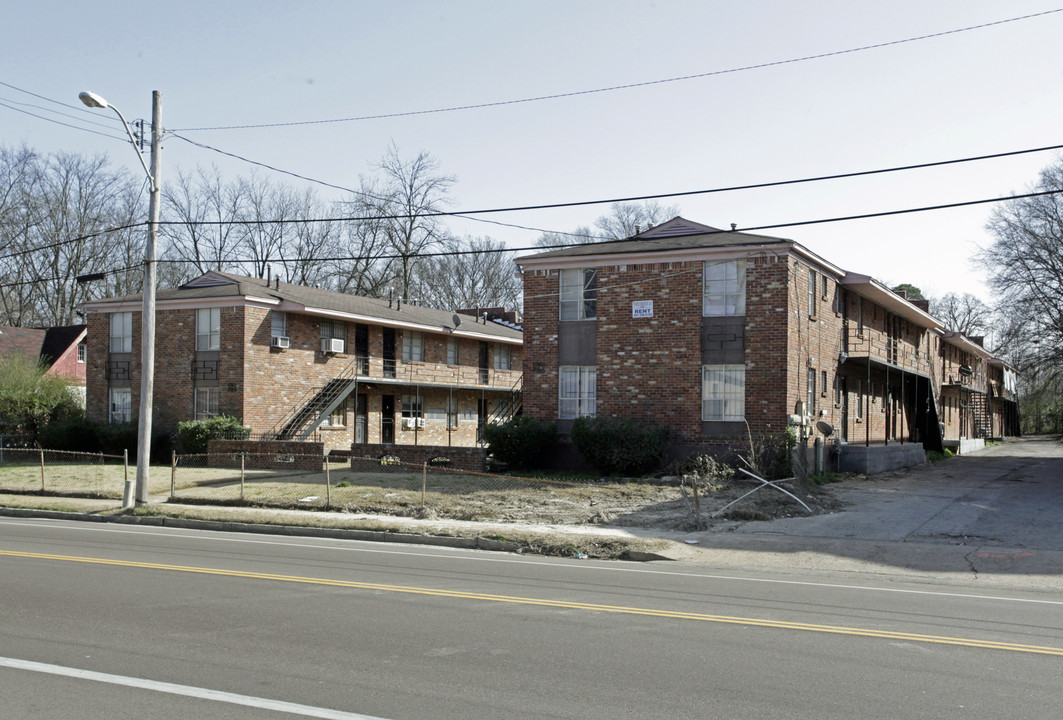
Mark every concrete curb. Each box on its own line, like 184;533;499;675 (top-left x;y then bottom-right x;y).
0;506;523;554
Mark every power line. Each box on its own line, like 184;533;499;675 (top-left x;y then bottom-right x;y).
170;9;1063;132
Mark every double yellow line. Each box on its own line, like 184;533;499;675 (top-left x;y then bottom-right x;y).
4;549;1062;657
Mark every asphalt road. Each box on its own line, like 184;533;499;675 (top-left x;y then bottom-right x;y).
2;516;1062;719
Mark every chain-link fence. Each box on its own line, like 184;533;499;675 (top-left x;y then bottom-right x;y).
170;452;684;523
0;448;129;498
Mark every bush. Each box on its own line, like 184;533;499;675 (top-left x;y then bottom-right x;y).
571;416;669;476
176;415;250;454
39;417;171;462
483;415;557;470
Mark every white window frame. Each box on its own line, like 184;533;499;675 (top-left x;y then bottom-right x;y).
271;311;287;338
109;387;131;424
808;268;817;317
855;380;863;420
560;268;597;321
322;397;346;428
194;387;220;420
493;343;512;370
402;331;424;362
703;260;746;316
196;308;221;351
559;366;596;419
320;319;346;352
400;394;424;419
77;344;86;363
110;312;132;353
702;364;745;421
806;368;816;416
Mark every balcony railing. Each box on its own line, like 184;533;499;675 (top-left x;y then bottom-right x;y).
358;355;518;389
844;333;932;376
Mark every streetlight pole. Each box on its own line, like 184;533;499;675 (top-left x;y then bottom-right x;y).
79;90;161;506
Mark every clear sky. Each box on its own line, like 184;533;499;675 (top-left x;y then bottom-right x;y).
5;0;1062;303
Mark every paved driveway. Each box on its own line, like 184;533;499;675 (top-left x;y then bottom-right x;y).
657;435;1063;582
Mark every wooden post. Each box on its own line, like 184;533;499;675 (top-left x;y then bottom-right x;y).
421;461;428;508
39;448;45;491
170;451;176;499
240;453;245;502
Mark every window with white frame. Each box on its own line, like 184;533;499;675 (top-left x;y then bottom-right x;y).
77;344;86;363
559;366;596;419
196;308;221;351
808;268;817;317
493;343;512;370
271;311;287;338
559;268;597;321
109;387;131;423
702;364;745;421
194;387;219;420
855;380;863;419
806;368;816;416
320;319;346;352
400;394;424;419
703;260;746;316
446;397;459;429
402;331;424;362
447;337;458;365
110;312;132;353
322;397;346;427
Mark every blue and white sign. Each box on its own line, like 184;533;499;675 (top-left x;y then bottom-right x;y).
632;300;654;318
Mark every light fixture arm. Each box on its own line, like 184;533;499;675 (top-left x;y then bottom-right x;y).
79;91;156;192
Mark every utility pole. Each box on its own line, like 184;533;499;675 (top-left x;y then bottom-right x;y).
136;90;161;504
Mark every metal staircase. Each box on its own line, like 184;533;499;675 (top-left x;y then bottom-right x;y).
970;390;991;439
268;359;363;441
486;377;523;426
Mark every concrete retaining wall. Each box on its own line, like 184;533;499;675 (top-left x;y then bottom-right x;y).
837;443;926;474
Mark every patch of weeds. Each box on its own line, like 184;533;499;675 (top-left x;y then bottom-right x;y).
335;481;351;488
927;450;954;463
809;472;840;485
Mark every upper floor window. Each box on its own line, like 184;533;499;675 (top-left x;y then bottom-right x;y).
494;343;512;370
808;268;817;317
321;319;346;353
703;260;745;316
110;312;132;353
77;344;86;363
447;337;458;365
559;366;596;419
402;331;424;362
560;268;597;321
271;311;287;338
702;364;745;421
196;308;221;351
806;368;816;416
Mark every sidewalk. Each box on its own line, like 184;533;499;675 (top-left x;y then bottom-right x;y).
4;437;1062;590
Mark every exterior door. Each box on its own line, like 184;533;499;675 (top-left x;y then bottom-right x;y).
478;342;489;385
381;394;395;444
355;324;369;375
382;328;396;378
354;393;368;444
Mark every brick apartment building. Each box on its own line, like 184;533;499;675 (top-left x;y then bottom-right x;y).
82;272;523;452
516;217;1019;472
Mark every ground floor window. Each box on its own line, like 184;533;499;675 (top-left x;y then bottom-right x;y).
109;387;131;424
322;398;346;428
559;366;596;419
702;364;744;421
401;394;424;419
194;387;220;420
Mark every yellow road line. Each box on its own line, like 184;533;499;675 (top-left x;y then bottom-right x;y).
4;549;1062;656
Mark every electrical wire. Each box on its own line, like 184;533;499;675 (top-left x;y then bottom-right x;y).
170;9;1063;132
0;100;127;142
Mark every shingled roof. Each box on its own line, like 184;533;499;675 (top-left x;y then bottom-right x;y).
0;325;86;367
82;272;523;343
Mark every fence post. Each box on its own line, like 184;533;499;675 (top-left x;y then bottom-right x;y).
40;447;45;491
122;449;134;509
240;453;245;502
421;461;428;508
325;455;331;509
170;451;176;499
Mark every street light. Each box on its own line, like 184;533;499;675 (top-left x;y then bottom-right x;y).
80;90;162;507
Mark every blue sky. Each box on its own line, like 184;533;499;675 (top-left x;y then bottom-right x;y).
5;0;1063;301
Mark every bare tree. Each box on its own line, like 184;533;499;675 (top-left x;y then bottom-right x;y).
416;235;522;311
930;292;992;337
160;166;245;278
594;200;680;239
367;143;454;299
980;156;1063;417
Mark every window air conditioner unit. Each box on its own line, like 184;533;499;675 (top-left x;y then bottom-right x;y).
416;418;425;429
403;417;417;430
271;336;290;349
321;338;344;354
